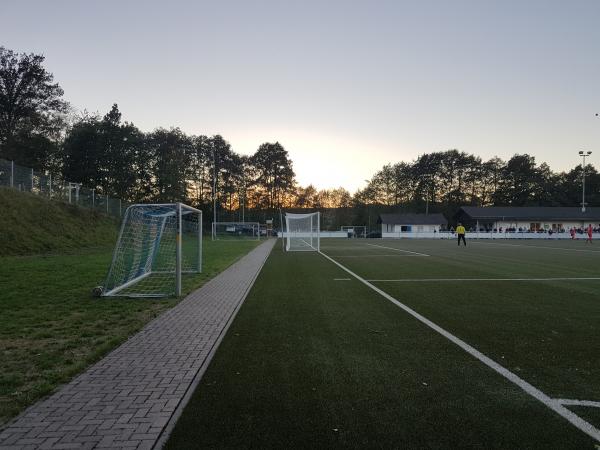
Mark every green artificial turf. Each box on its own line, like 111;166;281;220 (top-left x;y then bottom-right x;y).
0;239;259;425
165;241;598;449
325;239;600;404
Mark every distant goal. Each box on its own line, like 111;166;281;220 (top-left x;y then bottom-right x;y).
285;212;320;251
212;222;261;241
341;225;367;238
101;203;202;297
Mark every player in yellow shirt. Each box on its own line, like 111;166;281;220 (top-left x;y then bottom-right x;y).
456;223;466;246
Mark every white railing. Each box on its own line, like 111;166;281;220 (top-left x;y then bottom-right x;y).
382;231;600;240
278;231;348;238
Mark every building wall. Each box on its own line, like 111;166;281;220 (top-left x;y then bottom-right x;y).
381;223;443;233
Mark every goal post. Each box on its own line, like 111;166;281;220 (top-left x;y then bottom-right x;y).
285;212;320;251
101;203;202;297
341;225;367;238
211;222;260;241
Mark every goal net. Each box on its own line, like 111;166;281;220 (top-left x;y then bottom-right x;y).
285;212;320;251
341;225;367;238
102;203;202;297
212;222;260;241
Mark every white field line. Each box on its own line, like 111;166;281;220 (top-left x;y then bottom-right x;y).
556;399;600;408
366;243;430;256
335;254;425;258
319;250;600;443
366;277;600;282
470;241;600;254
334;278;351;281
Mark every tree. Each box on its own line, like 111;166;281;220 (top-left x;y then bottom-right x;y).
495;154;539;205
62;105;147;201
250;142;295;209
147;128;193;202
0;47;68;167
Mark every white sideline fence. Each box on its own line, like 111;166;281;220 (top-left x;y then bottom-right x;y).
382;231;600;240
278;230;600;240
279;231;348;238
0;158;126;218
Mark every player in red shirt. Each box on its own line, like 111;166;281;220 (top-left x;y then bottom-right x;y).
586;224;593;244
570;228;576;240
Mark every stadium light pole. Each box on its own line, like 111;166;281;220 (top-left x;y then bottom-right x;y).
212;148;217;227
579;150;592;212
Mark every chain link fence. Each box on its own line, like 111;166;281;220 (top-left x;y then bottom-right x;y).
0;159;126;218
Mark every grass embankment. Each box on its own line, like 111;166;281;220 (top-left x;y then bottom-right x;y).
165;245;596;449
0;188;260;424
0;187;117;255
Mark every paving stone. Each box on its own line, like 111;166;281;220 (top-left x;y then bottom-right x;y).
0;240;274;449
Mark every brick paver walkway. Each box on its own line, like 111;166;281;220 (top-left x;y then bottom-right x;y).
0;239;275;450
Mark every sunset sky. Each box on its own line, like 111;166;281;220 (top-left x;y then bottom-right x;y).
2;0;599;192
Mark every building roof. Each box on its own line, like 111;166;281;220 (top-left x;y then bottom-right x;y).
378;213;447;225
459;206;600;221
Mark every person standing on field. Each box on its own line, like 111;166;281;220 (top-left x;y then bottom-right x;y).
456;222;466;246
587;224;593;244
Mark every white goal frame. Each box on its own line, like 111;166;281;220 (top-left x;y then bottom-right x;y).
285;212;320;252
211;222;261;241
102;203;202;297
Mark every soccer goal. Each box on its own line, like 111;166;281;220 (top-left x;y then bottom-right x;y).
341;225;367;238
285;212;320;251
212;222;260;241
101;203;202;297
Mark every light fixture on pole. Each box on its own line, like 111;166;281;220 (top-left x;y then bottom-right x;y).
578;150;592;212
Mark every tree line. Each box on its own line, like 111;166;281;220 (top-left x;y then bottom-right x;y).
1;46;597;228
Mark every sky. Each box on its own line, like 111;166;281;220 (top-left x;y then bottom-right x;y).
2;0;599;192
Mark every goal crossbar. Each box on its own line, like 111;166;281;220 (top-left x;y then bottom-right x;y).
102;203;202;297
285;212;320;252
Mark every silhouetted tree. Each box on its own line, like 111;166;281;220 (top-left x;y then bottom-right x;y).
0;47;68;168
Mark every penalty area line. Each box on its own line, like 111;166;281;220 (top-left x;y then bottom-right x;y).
334;254;426;258
470;241;600;253
366;277;600;282
318;250;600;443
556;399;600;409
365;243;430;256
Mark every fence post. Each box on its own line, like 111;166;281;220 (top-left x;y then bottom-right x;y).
49;173;52;198
92;189;95;207
10;161;14;188
119;199;122;217
106;195;109;214
31;168;34;192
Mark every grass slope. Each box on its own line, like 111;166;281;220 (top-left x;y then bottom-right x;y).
165;245;596;449
0;187;118;256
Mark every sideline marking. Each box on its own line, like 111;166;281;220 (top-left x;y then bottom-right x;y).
366;243;430;256
319;250;600;443
471;241;600;254
366;277;600;282
334;278;351;281
556;399;600;408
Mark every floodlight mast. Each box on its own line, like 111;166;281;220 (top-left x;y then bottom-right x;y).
579;150;592;212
